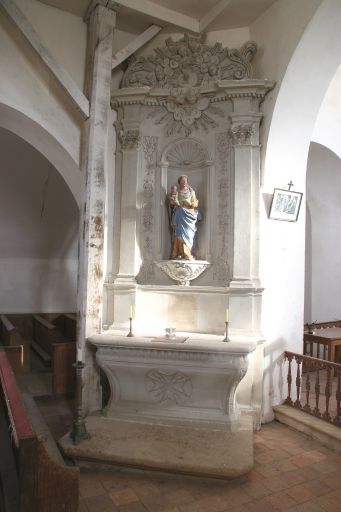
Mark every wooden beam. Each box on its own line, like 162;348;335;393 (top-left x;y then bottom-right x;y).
0;0;90;119
199;0;232;32
112;24;162;70
115;0;199;33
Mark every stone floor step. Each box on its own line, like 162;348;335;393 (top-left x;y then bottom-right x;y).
273;404;341;452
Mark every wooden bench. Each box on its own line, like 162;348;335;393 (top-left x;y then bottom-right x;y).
51;313;77;341
32;315;76;395
0;315;30;373
0;351;79;512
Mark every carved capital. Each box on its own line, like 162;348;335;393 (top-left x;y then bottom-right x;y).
117;127;141;150
229;124;255;146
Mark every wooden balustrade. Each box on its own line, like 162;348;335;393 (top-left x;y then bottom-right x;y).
284;351;341;427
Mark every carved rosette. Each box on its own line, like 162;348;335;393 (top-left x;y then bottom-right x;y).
145;369;193;404
138;136;158;283
156;260;210;286
214;132;231;284
229;124;255;146
148;87;224;136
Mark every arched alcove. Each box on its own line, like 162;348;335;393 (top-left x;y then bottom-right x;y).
0;102;81;205
0;127;79;313
159;138;212;260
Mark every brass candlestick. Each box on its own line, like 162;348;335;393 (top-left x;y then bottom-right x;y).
127;317;134;337
222;321;229;342
70;361;90;445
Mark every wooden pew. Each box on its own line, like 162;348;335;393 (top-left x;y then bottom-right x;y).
32;315;76;395
0;351;79;512
0;315;30;373
51;313;77;341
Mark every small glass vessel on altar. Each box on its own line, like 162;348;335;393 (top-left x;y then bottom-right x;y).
165;327;176;340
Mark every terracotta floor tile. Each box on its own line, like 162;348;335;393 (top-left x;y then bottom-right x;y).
264;490;297;510
118;503;149;512
319;469;341;489
242;481;272;499
280;470;306;487
243;498;278;512
301;479;333;497
245;470;264;482
315;493;341;512
110;489;140;507
285;484;315;503
312;459;341;474
84;494;119;512
178;503;201;512
139;493;176;512
80;478;106;499
195;495;228;512
166;489;195;506
262;476;289;493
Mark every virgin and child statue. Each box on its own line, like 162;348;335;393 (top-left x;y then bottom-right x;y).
167;175;200;260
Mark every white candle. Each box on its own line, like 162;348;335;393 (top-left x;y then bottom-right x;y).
130;305;134;319
77;347;82;361
225;309;229;322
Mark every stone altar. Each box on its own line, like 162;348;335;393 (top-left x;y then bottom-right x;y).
61;332;256;477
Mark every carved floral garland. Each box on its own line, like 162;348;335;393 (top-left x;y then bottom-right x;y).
121;33;257;136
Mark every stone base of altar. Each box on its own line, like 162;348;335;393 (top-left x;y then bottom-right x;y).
59;414;253;478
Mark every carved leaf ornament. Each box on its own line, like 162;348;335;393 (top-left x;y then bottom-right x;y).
121;33;257;136
122;33;256;88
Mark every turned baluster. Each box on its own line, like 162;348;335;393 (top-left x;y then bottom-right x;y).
323;344;326;360
303;359;311;412
335;368;341;426
313;361;321;417
294;356;302;408
285;354;293;405
323;365;331;421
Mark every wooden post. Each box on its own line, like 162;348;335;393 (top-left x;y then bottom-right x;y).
78;2;117;413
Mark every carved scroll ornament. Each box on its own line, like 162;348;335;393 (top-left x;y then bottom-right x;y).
122;33;257;89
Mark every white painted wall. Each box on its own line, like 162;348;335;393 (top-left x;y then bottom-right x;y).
305;143;341;324
0;128;78;313
0;0;85;172
312;64;341;159
253;0;341;421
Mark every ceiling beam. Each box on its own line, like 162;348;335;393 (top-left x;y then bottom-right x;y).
0;0;90;119
199;0;232;32
112;24;162;70
115;0;200;33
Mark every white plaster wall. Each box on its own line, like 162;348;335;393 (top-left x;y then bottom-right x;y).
16;0;87;90
254;0;341;421
304;143;341;324
0;0;85;172
250;0;322;172
312;64;341;159
0;128;79;313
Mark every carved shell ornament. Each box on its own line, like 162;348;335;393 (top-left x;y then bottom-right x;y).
121;33;257;136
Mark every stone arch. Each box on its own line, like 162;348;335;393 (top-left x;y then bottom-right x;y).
0;102;81;205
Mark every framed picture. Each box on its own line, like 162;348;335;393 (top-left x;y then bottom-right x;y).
269;188;303;222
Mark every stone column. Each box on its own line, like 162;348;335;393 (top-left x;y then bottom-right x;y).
78;2;116;413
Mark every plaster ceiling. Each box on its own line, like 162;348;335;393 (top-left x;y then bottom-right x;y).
38;0;276;33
